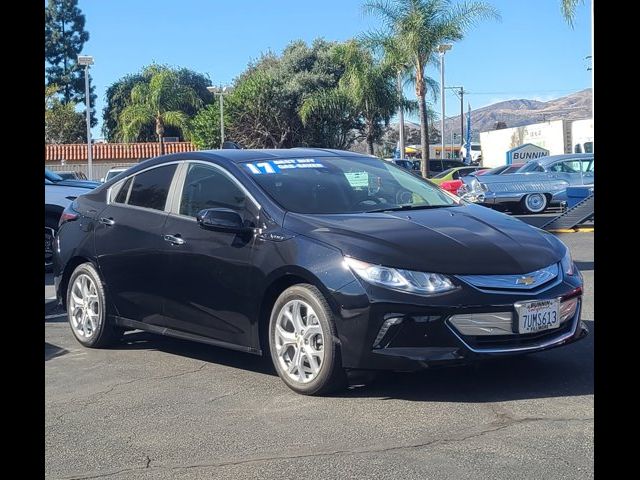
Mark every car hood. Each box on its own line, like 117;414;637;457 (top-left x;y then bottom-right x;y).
283;204;563;275
54;179;100;189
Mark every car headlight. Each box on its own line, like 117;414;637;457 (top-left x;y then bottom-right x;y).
561;248;575;276
344;257;456;295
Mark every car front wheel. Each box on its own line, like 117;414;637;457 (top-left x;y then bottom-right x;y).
269;284;347;395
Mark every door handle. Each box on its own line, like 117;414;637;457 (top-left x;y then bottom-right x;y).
163;234;185;245
99;217;115;226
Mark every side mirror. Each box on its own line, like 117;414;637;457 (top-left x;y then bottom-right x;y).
196;208;252;234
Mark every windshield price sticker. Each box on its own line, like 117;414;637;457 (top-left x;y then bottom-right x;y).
344;171;369;187
245;159;324;174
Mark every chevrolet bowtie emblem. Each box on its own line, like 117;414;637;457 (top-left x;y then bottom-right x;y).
516;276;535;286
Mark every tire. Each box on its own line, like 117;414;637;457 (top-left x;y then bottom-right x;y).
520;193;548;214
66;262;122;348
269;284;347;395
45;214;58;271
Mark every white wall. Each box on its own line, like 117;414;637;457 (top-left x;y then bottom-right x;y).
480;120;571;167
571;119;593;151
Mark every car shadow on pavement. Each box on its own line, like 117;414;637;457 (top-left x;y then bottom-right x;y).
338;319;594;402
112;320;593;402
45;342;69;361
116;330;278;376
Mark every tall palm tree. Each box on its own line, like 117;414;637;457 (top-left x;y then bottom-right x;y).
363;0;499;177
560;0;584;27
365;33;440;159
119;68;202;154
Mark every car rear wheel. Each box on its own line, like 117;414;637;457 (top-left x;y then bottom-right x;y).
521;193;548;214
269;284;347;395
66;263;122;348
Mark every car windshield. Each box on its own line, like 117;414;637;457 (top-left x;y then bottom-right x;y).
518;161;544;173
45;169;63;182
504;164;524;174
432;168;457;179
245;156;459;214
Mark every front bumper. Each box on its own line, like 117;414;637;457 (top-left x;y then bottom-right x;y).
332;271;586;372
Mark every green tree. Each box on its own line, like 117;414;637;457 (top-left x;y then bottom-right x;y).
227;39;353;148
363;0;499;176
45;85;86;144
188;103;223;150
45;0;96;126
299;89;360;149
103;65;213;141
226;70;295;148
301;41;407;154
119;69;203;154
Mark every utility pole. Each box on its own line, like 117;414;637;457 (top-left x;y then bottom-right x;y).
445;86;465;146
459;87;464;146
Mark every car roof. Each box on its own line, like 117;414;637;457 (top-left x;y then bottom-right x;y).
535;153;593;166
194;148;370;164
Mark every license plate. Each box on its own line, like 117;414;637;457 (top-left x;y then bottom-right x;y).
516;299;560;334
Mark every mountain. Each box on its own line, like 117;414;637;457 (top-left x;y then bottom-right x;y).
442;89;592;137
351;89;592;155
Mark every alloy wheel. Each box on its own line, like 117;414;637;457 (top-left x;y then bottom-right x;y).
69;273;101;339
274;299;325;384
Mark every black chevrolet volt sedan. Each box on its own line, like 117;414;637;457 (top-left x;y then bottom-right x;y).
53;148;587;395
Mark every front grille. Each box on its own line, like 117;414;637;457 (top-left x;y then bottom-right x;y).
457;263;560;293
447;299;580;352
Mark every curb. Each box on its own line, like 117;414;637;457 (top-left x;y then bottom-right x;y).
548;227;594;233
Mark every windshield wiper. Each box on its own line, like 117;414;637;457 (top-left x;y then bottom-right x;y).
364;204;455;213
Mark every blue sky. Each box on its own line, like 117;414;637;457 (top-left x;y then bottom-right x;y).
78;0;592;138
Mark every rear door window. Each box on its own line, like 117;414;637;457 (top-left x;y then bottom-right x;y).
128;164;177;211
113;177;133;204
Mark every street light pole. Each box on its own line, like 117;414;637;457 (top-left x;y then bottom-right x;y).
437;44;452;161
207;85;233;149
78;55;94;179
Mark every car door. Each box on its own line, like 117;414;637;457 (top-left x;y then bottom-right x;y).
580;156;594;185
94;163;178;324
548;159;587;186
160;161;259;347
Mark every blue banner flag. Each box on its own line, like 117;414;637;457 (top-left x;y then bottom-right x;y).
465;103;472;165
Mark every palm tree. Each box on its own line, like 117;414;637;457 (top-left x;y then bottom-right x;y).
119;68;202;154
363;0;499;177
301;41;407;154
560;0;584;27
365;33;439;159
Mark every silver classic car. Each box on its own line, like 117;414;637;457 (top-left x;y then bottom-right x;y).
458;153;594;214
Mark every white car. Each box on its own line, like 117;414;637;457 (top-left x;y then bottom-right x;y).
101;167;128;183
459;143;482;164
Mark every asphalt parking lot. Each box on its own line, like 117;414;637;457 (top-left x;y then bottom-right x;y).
45;232;594;480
